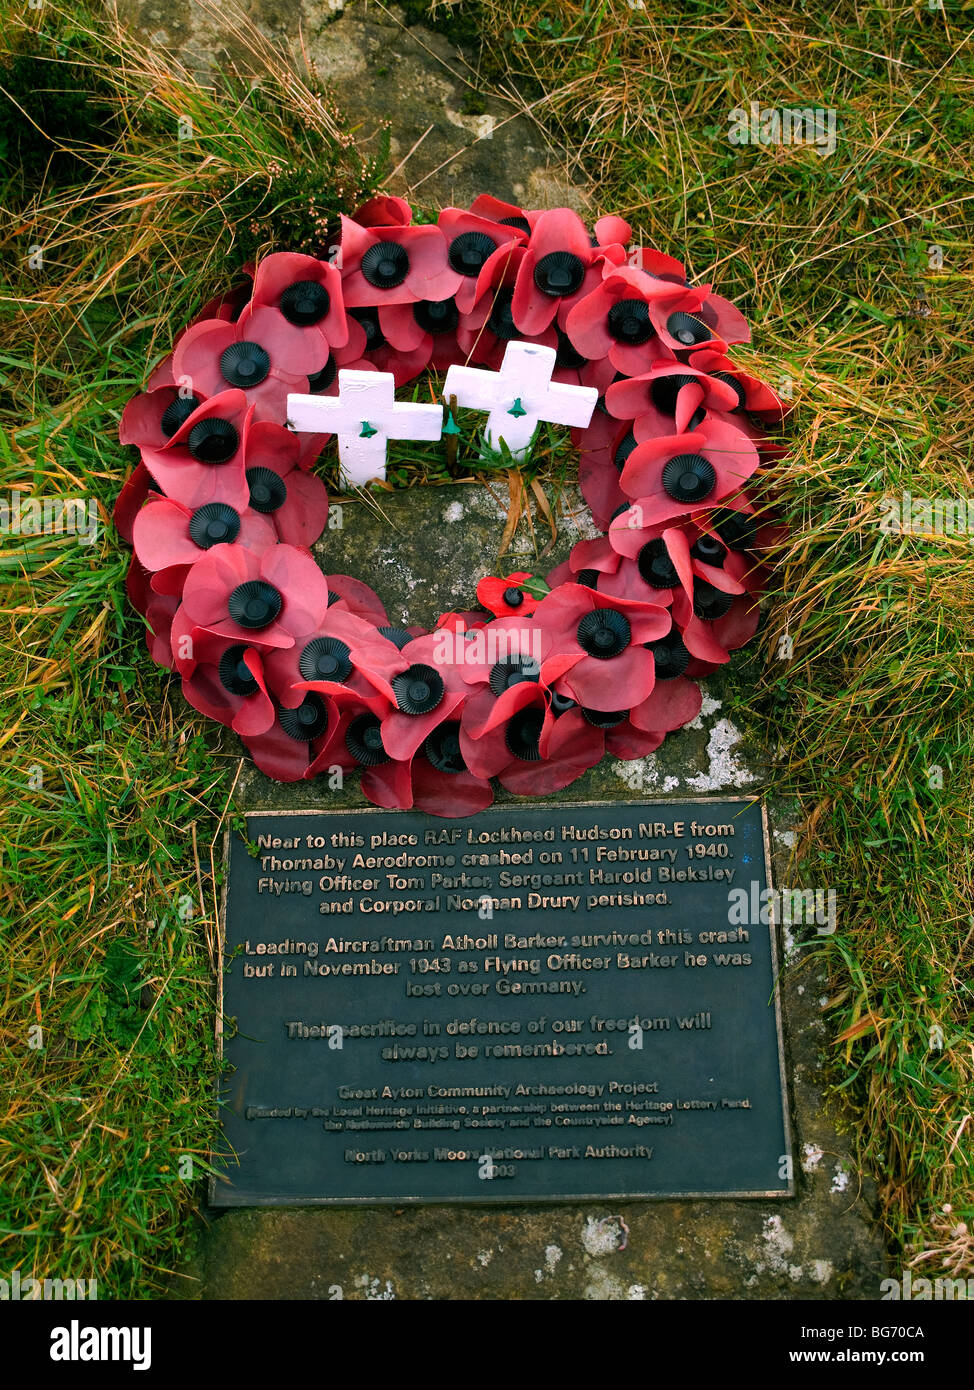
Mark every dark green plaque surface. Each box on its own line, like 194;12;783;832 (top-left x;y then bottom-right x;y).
211;798;792;1205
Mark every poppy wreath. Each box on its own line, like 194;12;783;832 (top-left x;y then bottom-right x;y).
115;193;787;818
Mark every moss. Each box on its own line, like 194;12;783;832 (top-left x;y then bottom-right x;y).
0;25;116;192
398;0;486;48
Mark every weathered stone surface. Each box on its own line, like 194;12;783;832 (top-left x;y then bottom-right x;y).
112;0;888;1301
170;487;888;1301
115;0;590;211
235;482;772;815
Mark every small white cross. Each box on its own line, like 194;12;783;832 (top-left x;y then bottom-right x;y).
287;371;444;488
442;341;597;460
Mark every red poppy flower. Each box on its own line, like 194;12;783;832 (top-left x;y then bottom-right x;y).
333;304;436;384
532;583;670;711
247;251;350;374
694;289;751;347
305;695;393;781
241;420;330;547
468;193;541;233
596;523;751;623
433;608;486;631
261;607;407;710
375;632;470;763
549;536;633;601
352;194;413;229
133;494;277;596
181;543;329;651
459;689;603;795
287;668;397;781
360;725;494;816
631;548;745;617
188;275;254;328
476;572;541;618
709;405;788;468
687;348;788;424
606;362;742;437
369;301;434;371
437;208;526;315
671;587;761;664
601;719;666;761
452;615;545;738
512;208;625;337
141;582;180;669
630;655;703;732
241;685;364;783
608;511;756;579
172;313;306;423
375;297;466;374
593;214;632;250
627;245;687;283
567;266;730;368
564;269;683;374
614;420;761;528
139;391;253;512
169;607;275;736
120;383;210;453
339;218;462;308
455;245;531;368
596;255;746;347
584;685;698;762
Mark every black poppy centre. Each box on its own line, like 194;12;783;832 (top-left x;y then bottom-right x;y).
504;708;544;761
220;341;271;388
280;280;330;326
576;608;631;658
299;636;352;683
218;645;259;695
280;693;330;741
228;580;283;629
346;713;388;766
608;299;654;345
361;242;410;289
488;655;541;695
161;395;201;437
424;722;466;773
393;664;445;715
534;251;585;298
448;232;497;276
188;418;238;464
246;468;287;513
662;453;716;503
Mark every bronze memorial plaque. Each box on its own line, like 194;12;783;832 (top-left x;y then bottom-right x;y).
211;798;793;1205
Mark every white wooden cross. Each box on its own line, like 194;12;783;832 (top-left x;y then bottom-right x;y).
442;341;598;460
287;371;444;488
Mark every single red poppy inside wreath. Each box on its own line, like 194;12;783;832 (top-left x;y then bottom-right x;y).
115;195;783;813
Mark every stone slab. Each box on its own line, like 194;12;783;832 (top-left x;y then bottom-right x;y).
164;485;888;1299
115;0;590;211
108;0;890;1302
